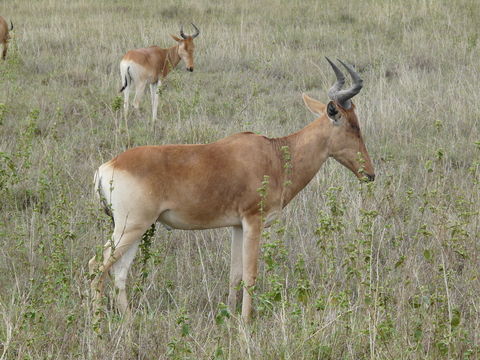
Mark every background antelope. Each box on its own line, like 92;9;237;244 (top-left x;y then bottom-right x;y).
119;24;200;122
90;58;374;321
0;16;13;60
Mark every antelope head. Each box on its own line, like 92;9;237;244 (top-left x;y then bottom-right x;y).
303;58;375;181
170;23;200;72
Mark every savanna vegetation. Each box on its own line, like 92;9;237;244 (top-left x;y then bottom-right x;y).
0;0;479;358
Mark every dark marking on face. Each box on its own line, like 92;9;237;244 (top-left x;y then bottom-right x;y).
348;119;360;133
339;102;361;134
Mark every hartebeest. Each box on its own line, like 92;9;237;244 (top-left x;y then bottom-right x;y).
0;16;13;60
90;58;375;321
119;24;200;122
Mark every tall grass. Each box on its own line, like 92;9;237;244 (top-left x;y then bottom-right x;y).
0;0;479;358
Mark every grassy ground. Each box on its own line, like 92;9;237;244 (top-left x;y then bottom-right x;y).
0;0;479;358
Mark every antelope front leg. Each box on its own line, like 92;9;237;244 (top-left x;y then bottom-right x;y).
241;216;262;321
228;225;243;312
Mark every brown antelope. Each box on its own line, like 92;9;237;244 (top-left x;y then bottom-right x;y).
90;58;375;321
0;16;13;60
119;24;200;122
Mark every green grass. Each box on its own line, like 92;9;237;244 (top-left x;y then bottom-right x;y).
1;0;479;358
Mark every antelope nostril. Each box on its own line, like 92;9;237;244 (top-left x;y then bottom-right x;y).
366;173;375;182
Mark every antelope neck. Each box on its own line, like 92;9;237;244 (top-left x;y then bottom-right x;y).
280;117;331;206
163;45;181;73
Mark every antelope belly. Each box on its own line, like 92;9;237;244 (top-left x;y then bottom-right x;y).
157;209;241;230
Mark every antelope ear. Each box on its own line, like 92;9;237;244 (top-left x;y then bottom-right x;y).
302;93;326;116
170;34;182;42
326;101;342;125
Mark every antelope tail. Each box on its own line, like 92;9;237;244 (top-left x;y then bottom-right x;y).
10;21;13;31
119;66;131;93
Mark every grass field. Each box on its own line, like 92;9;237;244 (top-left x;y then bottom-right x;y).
1;0;479;358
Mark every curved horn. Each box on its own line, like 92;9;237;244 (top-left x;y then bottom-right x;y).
326;57;345;101
336;59;363;102
326;58;363;109
180;25;187;39
191;23;200;38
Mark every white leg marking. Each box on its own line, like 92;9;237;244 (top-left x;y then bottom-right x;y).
228;225;243;312
241;217;262;321
123;84;130;117
133;81;147;109
111;240;141;314
150;81;160;122
92;221;154;314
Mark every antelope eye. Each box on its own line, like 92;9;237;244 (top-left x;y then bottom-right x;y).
327;102;338;117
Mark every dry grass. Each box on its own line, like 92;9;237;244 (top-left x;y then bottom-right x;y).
0;0;479;359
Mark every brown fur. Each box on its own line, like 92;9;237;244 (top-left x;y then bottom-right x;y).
120;35;197;120
122;36;195;81
123;45;180;82
109;133;288;224
91;93;374;320
0;16;11;60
